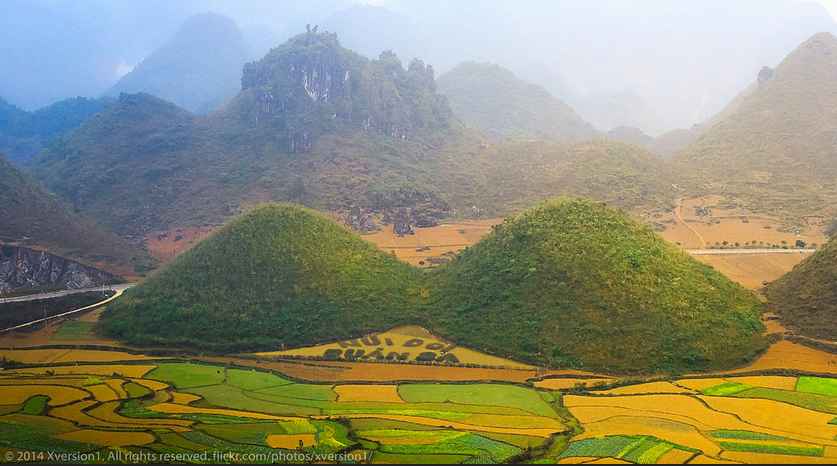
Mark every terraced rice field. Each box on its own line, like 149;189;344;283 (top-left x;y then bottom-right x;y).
4;323;837;463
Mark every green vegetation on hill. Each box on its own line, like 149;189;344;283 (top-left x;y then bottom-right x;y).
765;235;837;340
436;61;599;143
99;198;768;375
0;95;112;166
425;198;766;374
27;31;472;237
672;32;837;227
442;140;673;220
0;152;157;272
98;203;426;351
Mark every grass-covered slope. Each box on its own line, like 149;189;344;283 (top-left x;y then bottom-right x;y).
672;32;837;224
0;152;156;274
436;61;599;143
98;203;426;351
426;198;766;375
0;95;112;166
765;235;837;340
444;139;673;219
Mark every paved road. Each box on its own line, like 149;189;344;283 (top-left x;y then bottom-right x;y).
1;286;131;333
688;248;816;255
0;284;133;304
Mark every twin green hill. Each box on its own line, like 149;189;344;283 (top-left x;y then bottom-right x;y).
765;234;837;341
100;200;766;375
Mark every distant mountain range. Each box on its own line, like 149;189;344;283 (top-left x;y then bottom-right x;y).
0;95;112;166
104;13;254;114
436;61;600;143
672;31;837;225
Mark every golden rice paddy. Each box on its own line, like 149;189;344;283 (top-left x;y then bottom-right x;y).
598;381;695;395
145;402;298;421
2;364;156;378
720;451;837;464
459;414;565;430
54;429;155;447
84;383;119;402
334;384;403;403
723;376;799;391
698;396;837;444
533;378;613;390
0;377;86;387
328;414;561;438
256;325;536;370
129;377;169;391
718;340;837;375
266;433;317;449
563;394;746;430
51;349;158;363
104;378;127;398
674;378;728;391
0;385;89;405
659;449;698;464
572;415;722;457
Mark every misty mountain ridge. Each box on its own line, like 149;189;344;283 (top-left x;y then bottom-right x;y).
104;12;254;114
0;95;113;166
435;61;600;143
672;30;837;225
26;31;474;237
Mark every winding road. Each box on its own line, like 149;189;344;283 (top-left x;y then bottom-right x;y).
1;285;132;333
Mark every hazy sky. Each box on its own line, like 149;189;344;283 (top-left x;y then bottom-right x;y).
2;0;836;131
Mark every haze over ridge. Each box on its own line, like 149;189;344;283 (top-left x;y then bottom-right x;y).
1;0;836;131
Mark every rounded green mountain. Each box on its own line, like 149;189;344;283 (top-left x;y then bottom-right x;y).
426;198;766;374
99;203;426;351
101;199;766;375
765;235;837;341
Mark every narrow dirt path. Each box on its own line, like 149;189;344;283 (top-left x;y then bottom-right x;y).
675;197;706;249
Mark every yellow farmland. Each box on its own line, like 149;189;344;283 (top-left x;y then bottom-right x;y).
255;325;536;370
334;384;404;403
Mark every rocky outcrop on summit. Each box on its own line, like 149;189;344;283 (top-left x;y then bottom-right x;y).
233;30;456;152
0;245;114;294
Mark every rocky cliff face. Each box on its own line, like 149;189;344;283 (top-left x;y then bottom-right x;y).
0;245;114;294
235;30;454;152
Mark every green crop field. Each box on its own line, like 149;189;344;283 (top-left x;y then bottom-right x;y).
145;362;226;388
731;387;837;414
701;382;753;396
398;384;560;418
797;376;837;396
